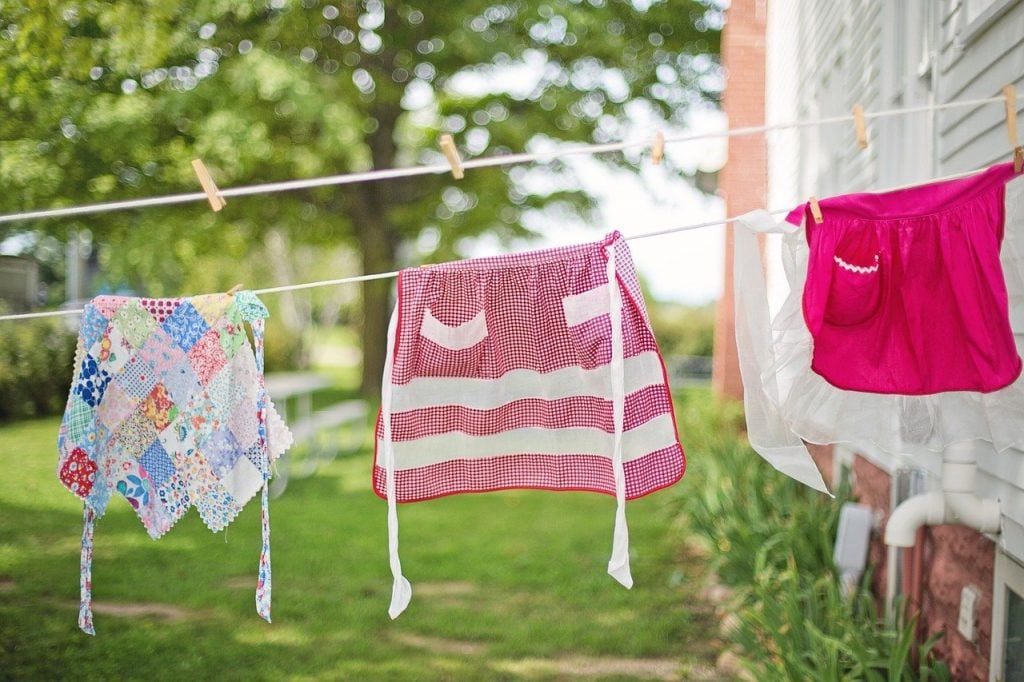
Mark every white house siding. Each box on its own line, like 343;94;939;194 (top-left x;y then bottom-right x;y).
764;0;1024;563
938;0;1024;172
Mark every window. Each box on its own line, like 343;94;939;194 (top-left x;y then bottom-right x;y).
992;551;1024;681
1006;590;1024;680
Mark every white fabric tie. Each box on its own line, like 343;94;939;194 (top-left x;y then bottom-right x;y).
382;307;413;618
605;245;633;588
733;210;831;495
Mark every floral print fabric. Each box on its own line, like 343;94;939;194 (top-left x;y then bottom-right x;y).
57;291;291;634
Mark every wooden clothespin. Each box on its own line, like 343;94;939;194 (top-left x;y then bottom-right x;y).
809;196;824;224
651;131;665;165
191;159;226;211
438;134;464;180
226;283;244;296
852;104;868;150
1004;85;1023;172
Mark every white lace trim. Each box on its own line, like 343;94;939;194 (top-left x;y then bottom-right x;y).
834;253;880;274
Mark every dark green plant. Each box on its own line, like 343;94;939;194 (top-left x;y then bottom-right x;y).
649;301;715;358
672;388;842;584
673;388;951;680
0;312;77;421
730;563;950;681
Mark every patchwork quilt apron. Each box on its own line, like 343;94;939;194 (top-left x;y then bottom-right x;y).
57;291;291;633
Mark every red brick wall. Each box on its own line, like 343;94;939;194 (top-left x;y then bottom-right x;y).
919;526;994;681
712;0;768;401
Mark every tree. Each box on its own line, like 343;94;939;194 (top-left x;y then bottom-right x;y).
0;0;722;397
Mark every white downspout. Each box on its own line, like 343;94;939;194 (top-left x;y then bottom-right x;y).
884;443;1001;548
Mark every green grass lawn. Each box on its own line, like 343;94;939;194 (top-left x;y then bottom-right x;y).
0;393;725;680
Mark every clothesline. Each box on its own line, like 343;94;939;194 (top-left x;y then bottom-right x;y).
0;165;992;323
0;92;1019;226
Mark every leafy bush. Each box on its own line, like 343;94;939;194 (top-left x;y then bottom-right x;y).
733;561;948;681
649;301;715;358
674;389;950;680
0;313;77;421
262;319;309;372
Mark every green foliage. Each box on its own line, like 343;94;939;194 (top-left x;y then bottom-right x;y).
262;317;309;372
649;300;715;358
674;390;951;680
0;313;76;421
0;0;723;394
731;564;950;681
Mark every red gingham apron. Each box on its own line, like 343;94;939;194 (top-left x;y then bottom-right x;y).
375;232;685;617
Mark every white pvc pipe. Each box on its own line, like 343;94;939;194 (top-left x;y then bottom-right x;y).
885;492;946;547
883;459;1001;548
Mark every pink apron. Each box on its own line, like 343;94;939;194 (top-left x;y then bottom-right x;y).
375;232;684;617
791;162;1021;394
733;163;1024;492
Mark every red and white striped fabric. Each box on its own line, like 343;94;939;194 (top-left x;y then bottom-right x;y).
375;232;685;618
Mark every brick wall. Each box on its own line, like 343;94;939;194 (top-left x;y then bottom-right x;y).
712;0;768;401
919;526;994;681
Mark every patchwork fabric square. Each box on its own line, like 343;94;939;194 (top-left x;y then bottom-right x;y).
89;325;132;376
140;297;180;323
137;326;185;379
191;293;234;326
188;330;228;386
162;301;210;351
140;384;178;432
162;360;200;406
115;410;160;459
112;300;157;349
139;441;175;488
220;320;246;359
64;396;95;444
230;400;259;451
204;429;243;478
116;356;158;399
96;381;137;436
79;305;110;351
58;291;291;635
73;354;112;408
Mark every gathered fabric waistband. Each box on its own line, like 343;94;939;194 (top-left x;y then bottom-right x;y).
787;162;1018;225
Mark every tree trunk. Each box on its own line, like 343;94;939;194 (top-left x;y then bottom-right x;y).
351;101;403;399
355;214;397;399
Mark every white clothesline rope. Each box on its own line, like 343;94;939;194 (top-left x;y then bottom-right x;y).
0;92;1019;226
0;166;993;323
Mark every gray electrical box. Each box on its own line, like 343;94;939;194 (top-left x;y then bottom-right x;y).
834;502;874;592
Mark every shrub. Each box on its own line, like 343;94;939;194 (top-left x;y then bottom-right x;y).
733;562;949;681
649;301;715;358
262;320;309;372
673;389;950;680
0;313;78;421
